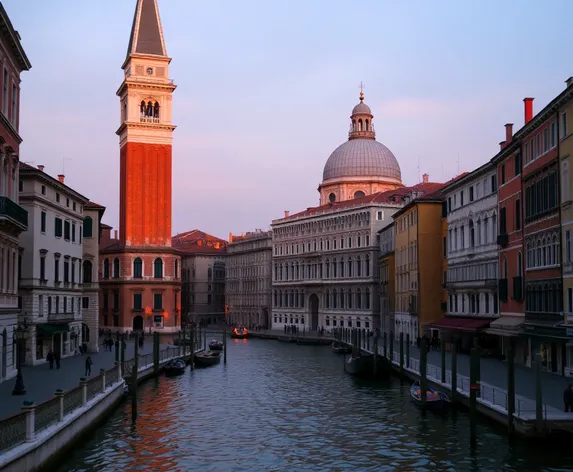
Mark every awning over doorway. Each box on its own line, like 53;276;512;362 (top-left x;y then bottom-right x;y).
485;316;524;337
38;324;70;335
429;316;491;332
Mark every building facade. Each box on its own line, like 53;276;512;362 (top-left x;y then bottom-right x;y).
99;0;181;334
378;222;395;335
0;3;31;381
81;202;105;352
440;164;500;350
560;79;573;376
393;184;446;341
18;165;89;365
174;230;226;326
225;230;272;328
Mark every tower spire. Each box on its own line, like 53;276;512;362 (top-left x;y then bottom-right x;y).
126;0;167;60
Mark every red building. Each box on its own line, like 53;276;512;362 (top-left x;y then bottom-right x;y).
99;0;181;334
0;3;31;383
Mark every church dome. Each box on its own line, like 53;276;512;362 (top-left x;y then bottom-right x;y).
352;101;372;115
323;139;401;182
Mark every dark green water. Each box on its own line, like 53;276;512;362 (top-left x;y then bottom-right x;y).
57;338;573;471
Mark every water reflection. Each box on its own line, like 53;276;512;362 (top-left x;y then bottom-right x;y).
58;339;573;472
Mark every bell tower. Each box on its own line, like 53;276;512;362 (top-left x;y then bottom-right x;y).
117;0;176;248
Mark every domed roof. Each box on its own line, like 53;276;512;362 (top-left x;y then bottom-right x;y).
352;101;372;115
322;138;402;182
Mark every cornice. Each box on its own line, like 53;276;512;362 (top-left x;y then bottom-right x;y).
115;121;176;136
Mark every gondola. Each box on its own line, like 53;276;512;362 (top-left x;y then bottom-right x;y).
164;359;186;376
208;339;224;351
231;326;248;339
277;336;296;343
409;381;451;411
332;341;351;354
345;353;390;378
194;350;222;367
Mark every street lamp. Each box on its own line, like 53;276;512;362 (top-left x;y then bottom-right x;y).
12;325;26;396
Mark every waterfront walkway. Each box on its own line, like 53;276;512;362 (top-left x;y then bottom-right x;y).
0;340;162;419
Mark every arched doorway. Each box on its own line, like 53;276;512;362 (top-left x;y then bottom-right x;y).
309;294;319;331
132;315;144;331
81;323;90;343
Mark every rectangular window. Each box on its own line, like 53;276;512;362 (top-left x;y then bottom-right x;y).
2;68;7;115
11;84;17;124
133;293;142;310
56;193;60;203
515;199;521;230
41;185;46;195
448;197;452;212
54;259;60;282
113;290;119;310
48;296;52;314
64;220;70;240
543;128;549;153
500;206;507;235
460;190;464;206
54;217;63;237
491;174;497;192
40;211;46;233
40;256;45;280
63;261;69;283
551;121;557;148
567;230;572;264
514;152;522;176
563;113;568;139
18;180;22;192
536;134;541;157
153;293;163;310
71;261;75;283
72;223;76;242
529;139;534;162
501;164;505;185
82;297;89;309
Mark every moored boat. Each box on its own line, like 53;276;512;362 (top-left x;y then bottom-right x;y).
164;359;186;376
208;339;224;351
409;381;451;411
231;326;248;339
332;341;351;354
277;336;296;343
296;338;327;346
194;351;222;367
345;354;389;378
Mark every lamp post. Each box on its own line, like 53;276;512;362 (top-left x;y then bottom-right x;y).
12;325;26;396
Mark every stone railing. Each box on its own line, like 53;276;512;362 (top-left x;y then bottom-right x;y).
0;346;184;455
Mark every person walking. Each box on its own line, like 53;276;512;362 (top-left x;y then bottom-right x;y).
85;356;93;377
46;350;55;369
54;350;61;369
564;384;573;412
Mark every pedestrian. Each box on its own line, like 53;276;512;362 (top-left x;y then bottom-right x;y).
564;384;573;412
46;350;54;369
54;351;61;369
85;356;93;377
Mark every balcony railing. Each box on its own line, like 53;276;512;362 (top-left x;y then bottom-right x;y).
47;312;75;323
0;196;28;230
140;116;160;123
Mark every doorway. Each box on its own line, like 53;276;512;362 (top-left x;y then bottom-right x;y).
133;315;144;331
309;294;319;331
53;333;61;357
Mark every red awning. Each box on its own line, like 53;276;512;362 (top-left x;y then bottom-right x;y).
430;317;492;332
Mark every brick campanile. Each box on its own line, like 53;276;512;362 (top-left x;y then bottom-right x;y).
99;0;181;335
117;0;176;247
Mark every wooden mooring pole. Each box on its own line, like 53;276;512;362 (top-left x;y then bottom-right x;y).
132;332;139;422
451;340;458;404
399;332;404;377
507;337;516;436
441;340;446;384
406;333;410;368
469;347;480;448
420;339;427;409
223;328;227;365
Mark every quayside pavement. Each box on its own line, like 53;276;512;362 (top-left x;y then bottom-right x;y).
0;339;166;419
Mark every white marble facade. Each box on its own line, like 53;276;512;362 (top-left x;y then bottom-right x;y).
444;162;500;319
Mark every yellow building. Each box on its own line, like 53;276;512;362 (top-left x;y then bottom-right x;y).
393;188;445;340
560;91;573;375
378;222;395;334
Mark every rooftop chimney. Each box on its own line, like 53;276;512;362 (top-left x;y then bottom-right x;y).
567;77;573;88
524;98;534;124
284;210;290;218
37;165;44;171
499;141;506;150
57;174;65;184
114;230;118;240
422;173;429;184
505;123;513;144
228;232;233;243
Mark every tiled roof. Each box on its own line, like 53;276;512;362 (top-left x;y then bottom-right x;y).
275;182;444;223
85;201;105;209
172;229;228;255
126;0;167;59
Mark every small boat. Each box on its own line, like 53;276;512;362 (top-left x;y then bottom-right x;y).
164;359;186;376
345;354;389;378
231;326;248;339
208;339;224;351
277;336;297;343
194;351;222;367
296;338;327;346
332;341;351;354
409;381;451;411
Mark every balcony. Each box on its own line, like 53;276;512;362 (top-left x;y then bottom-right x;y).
497;233;508;247
47;312;75;323
0;196;28;233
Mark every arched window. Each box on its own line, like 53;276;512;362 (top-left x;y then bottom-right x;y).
113;257;120;278
348;289;353;309
348;257;353;277
503;256;508;278
146;101;153;117
153;258;163;278
354;191;365;199
517;252;523;276
365;289;371;309
356;256;362;277
133;257;143;278
365;255;370;276
82;260;92;283
332;289;337;309
469;220;475;247
103;258;110;279
83;216;93;238
365;119;369;130
358;119;363;131
325;290;330;308
153;102;160;119
356;289;362;309
140;100;146;117
329;193;336;203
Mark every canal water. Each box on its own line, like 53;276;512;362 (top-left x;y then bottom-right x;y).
57;338;573;472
